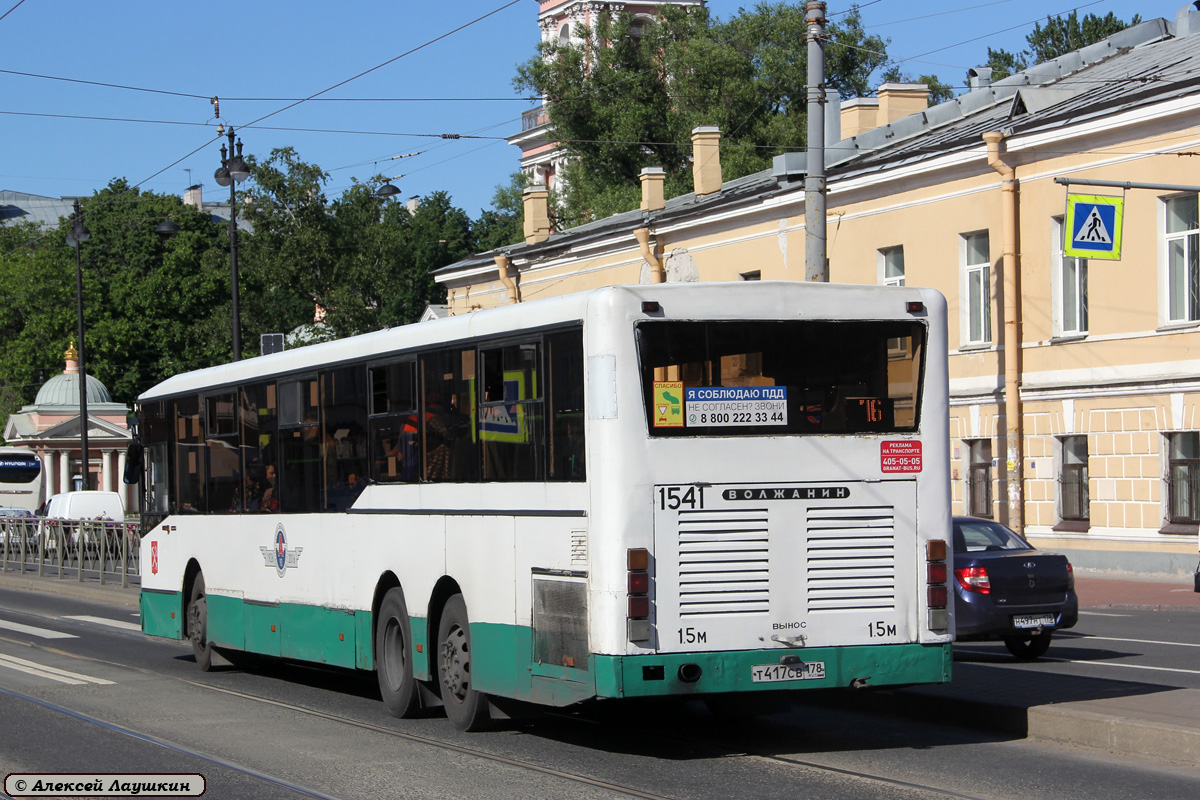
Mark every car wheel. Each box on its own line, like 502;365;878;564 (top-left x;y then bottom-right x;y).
1003;631;1053;660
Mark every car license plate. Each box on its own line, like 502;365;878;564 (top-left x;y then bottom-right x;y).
1012;614;1057;629
750;661;826;683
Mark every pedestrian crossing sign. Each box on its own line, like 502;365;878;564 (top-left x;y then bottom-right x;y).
1064;194;1124;260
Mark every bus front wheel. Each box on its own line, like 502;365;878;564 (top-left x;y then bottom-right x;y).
187;573;214;672
437;594;490;731
376;588;420;718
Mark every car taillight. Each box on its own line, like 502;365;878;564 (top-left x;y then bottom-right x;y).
926;538;949;632
1067;561;1075;590
955;565;991;594
628;547;651;643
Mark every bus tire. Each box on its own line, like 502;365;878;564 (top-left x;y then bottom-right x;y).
187;573;214;672
376;588;420;718
437;594;490;732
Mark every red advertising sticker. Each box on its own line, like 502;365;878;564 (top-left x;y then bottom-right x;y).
881;441;922;473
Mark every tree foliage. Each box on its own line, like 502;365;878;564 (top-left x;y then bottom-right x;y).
513;2;890;223
0;148;483;436
980;11;1141;82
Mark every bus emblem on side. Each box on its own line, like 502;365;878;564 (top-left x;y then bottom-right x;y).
260;524;303;577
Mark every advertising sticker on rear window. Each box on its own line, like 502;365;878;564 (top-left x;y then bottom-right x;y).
685;386;788;427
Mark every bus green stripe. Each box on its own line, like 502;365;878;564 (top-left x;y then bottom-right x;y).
142;591;950;703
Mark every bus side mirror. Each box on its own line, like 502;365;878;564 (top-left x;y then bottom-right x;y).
123;442;144;485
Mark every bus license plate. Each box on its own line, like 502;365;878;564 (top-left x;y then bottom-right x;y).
1012;614;1056;629
750;662;826;683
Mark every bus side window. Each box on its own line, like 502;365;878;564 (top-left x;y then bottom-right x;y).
369;361;418;484
547;330;585;481
420;348;478;483
173;396;205;513
279;378;321;513
322;366;368;511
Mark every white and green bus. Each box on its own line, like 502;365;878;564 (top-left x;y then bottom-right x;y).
134;281;952;730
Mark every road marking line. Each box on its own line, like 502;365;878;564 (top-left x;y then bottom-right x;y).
957;648;1200;676
1057;632;1200;648
0;620;78;639
0;653;114;685
1077;611;1132;617
64;615;142;632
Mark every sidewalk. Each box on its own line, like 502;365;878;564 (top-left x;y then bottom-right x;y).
1;568;1197;764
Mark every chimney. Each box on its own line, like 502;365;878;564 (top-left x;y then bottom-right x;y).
840;97;879;139
522;186;551;244
691;126;722;198
1181;2;1200;37
640;167;666;212
406;196;420;216
968;67;993;90
183;184;202;209
877;82;930;125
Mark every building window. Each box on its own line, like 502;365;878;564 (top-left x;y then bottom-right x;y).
1167;432;1200;524
880;246;905;286
962;232;991;345
739;270;761;281
965;439;992;518
1165;194;1199;323
1059;436;1089;522
1052;217;1088;336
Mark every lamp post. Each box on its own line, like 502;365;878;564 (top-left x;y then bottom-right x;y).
65;200;90;491
214;127;251;361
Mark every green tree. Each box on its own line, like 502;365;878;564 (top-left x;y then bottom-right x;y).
473;172;529;251
514;2;890;223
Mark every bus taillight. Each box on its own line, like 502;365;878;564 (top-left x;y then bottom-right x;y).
627;547;651;643
926;538;950;632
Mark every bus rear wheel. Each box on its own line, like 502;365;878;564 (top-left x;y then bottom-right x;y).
437;594;490;732
187;573;214;672
376;588;420;718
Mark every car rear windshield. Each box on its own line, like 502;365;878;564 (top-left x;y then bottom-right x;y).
954;519;1032;553
637;319;925;437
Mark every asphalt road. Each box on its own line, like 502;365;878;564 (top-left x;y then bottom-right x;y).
1;583;1198;800
954;606;1200;689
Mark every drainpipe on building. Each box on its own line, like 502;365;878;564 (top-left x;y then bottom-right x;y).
634;227;665;284
983;131;1023;533
494;254;520;304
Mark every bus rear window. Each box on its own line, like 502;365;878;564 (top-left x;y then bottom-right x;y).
0;455;40;484
637;320;924;436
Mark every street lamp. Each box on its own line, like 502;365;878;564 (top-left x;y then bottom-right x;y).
376;179;401;199
214;127;251;361
64;199;91;490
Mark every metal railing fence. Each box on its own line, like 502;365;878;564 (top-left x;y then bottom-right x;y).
0;517;140;587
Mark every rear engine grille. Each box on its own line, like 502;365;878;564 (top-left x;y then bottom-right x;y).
677;508;770;616
806;506;896;613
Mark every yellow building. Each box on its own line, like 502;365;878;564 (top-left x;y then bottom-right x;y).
438;12;1200;577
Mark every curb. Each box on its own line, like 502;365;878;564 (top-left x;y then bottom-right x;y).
1027;699;1200;765
0;570;140;608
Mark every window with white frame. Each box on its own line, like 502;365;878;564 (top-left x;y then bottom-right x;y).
962;232;991;345
1052;217;1088;336
1165;194;1199;323
880;246;905;286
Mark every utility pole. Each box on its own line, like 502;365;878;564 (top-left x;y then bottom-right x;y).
805;1;828;282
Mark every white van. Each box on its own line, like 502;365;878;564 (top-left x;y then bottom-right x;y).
40;490;126;552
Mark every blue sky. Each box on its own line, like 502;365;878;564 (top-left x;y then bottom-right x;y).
0;0;1159;218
